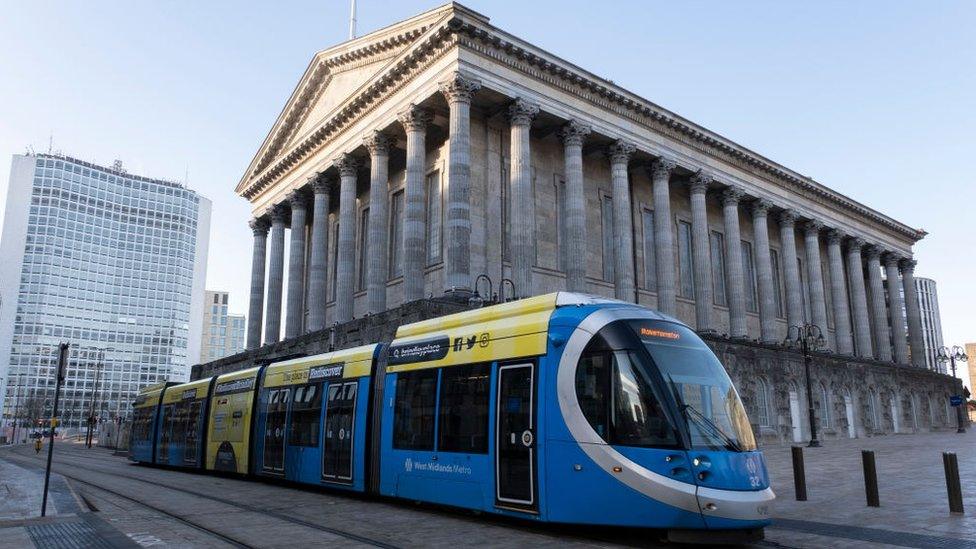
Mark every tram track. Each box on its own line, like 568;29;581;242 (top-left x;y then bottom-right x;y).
2;447;402;549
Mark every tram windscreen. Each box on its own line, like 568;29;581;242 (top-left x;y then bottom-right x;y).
631;321;757;452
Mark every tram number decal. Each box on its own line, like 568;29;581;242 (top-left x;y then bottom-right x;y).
387;336;450;365
309;362;344;381
181;389;197;401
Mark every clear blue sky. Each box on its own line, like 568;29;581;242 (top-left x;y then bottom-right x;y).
1;1;973;386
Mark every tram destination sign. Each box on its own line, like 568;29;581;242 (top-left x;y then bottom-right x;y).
309;362;345;381
387;336;450;365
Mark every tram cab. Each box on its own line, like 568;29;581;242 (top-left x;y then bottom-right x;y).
380;292;773;534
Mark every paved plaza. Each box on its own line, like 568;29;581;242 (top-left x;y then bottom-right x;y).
0;432;974;548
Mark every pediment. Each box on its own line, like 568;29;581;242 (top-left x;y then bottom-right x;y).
238;3;474;193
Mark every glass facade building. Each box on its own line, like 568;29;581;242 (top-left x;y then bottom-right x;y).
0;154;210;434
200;290;245;362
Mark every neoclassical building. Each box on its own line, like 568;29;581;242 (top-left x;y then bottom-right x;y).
231;3;963;440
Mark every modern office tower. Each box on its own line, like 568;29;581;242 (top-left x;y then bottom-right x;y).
915;277;945;372
199;290;245;362
0;154;210;431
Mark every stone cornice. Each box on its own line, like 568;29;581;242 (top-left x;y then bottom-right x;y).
238;5;925;245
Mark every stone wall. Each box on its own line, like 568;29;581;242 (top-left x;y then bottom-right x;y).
192;299;967;447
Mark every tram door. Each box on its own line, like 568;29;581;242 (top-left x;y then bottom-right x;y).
322;381;357;482
262;388;289;474
495;363;536;510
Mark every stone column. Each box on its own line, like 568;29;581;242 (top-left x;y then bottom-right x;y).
307;176;332;332
900;259;926;367
722;187;747;338
285;191;308;339
650;157;677;315
264;204;287;344
778;210;804;329
558;120;591;293
689;171;714;332
438;72;481;296
509;99;540;299
334;153;359;323
865;245;892;361
826;229;854;355
884;253;910;364
398;105;432;302
751;199;776;343
246;218;269;349
802;220;829;346
609;140;637;302
364;131;391;314
846;237;873;358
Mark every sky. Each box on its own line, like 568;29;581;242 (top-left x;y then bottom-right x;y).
1;1;973;387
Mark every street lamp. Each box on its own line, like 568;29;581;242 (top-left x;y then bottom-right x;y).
936;345;968;434
784;324;826;447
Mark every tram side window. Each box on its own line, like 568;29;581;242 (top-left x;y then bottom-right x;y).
288;383;323;447
438;363;490;454
393;370;437;450
576;353;610;438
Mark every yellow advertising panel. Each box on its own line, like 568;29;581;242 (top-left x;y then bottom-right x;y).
263;344;377;389
133;384;167;409
386;293;557;373
161;377;212;405
206;367;259;474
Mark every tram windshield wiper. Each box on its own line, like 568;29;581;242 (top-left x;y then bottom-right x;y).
667;374;743;453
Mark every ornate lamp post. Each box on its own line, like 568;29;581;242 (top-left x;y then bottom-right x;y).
936;345;968;434
784;324;826;447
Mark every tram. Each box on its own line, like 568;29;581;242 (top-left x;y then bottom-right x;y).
130;293;774;540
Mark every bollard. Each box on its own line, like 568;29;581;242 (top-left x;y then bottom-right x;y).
942;452;964;514
861;450;880;507
792;446;807;501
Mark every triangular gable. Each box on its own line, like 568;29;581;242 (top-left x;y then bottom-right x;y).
237;3;470;194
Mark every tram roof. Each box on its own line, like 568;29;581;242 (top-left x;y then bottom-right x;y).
161;377;213;405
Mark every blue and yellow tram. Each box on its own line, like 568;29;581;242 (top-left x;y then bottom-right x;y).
130;293;774;540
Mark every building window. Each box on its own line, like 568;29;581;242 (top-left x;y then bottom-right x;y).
678;221;694;298
741;240;758;313
389;190;404;278
641;209;656;291
710;231;727;306
426;171;442;265
601;194;614;282
554;177;566;271
756;378;771;427
798;257;810;322
357;207;369;291
437;363;490;453
819;382;831;429
501;163;510;262
869;390;880;429
393;370;437;450
770;249;785;318
330;220;339;300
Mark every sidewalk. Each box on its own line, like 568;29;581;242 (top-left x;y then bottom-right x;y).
0;444;137;548
762;431;976;545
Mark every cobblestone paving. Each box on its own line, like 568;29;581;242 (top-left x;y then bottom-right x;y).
762;430;976;546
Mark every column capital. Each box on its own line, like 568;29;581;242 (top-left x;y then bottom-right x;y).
333;153;359;177
826;228;846;245
899;258;917;274
287;190;307;210
558;120;591;147
397;104;433;132
882;251;902;267
508;98;540;127
802;219;824;236
269;203;289;223
311;173;335;194
438;71;481;104
721;186;744;206
607;139;637;165
864;244;882;261
751;197;773;216
847;236;865;252
689;169;713;194
649;156;677;180
777;209;799;227
249;217;270;236
363;131;392;156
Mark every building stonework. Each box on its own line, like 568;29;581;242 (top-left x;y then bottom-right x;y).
204;3;966;442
